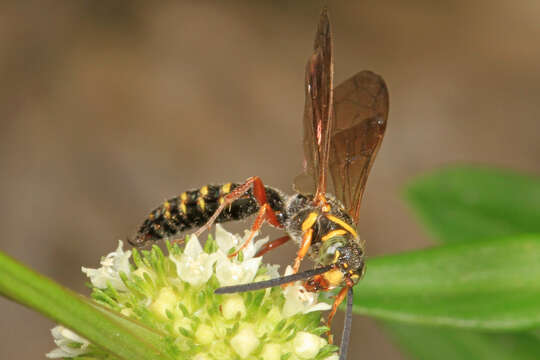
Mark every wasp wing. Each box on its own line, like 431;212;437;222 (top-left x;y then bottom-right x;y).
293;8;334;198
329;71;388;223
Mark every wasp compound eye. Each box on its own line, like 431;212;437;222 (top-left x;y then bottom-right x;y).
318;236;347;265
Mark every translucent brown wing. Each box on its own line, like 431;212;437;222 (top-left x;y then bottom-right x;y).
293;8;334;198
329;71;388;223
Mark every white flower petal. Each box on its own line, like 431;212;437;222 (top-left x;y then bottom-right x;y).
242;257;262;282
195;324;215;345
241;258;262;281
57;326;88;344
184;234;203;258
46;348;71;358
215;256;240;286
261;343;281;360
216;254;262;287
231;325;260;359
113;240;131;274
265;264;281;279
215;224;239;253
47;326;90;358
293;331;325;359
304;302;332;313
81;240;131;290
239;230;262;259
281;266;330;317
170;240;218;287
222;294;246;320
284;265;294;276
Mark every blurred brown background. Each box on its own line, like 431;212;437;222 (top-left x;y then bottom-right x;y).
1;1;539;359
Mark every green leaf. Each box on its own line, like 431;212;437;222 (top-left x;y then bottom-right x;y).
405;166;540;243
387;166;540;360
356;235;540;330
0;251;174;360
384;322;540;360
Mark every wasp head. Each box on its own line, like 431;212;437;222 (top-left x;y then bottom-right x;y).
306;235;365;291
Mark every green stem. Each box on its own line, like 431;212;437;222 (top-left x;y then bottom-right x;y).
0;251;172;360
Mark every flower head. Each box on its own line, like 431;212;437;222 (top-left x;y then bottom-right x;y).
48;226;338;359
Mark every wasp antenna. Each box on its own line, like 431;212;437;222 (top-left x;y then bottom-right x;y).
339;286;354;360
214;265;332;294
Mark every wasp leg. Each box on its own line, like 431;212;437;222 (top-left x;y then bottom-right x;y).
293;228;313;273
326;286;349;344
190;177;282;242
229;203;271;258
282;229;314;289
246;176;281;227
255;235;291;257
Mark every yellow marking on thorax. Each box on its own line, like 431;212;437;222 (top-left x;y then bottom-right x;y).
323;269;344;287
321;229;347;242
200;186;209;197
163;201;171;210
333;250;341;264
301;212;319;232
197;197;206;212
180;202;187;214
325;214;358;239
221;183;232;194
180;192;188;201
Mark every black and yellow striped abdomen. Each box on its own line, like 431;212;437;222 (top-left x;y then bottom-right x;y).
129;183;286;246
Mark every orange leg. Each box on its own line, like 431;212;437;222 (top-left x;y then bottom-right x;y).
292;228;313;273
279;230;313;289
190;176;282;240
229;203;270;258
239;176;282;228
326;286;349;344
255;235;291;257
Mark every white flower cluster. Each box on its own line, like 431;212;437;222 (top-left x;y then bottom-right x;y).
169;225;265;288
47;225;337;360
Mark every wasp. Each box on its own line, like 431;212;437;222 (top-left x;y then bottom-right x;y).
129;9;388;360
